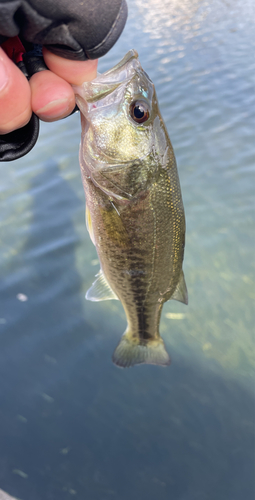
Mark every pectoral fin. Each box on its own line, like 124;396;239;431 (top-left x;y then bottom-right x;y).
86;269;119;302
86;204;96;245
170;270;188;305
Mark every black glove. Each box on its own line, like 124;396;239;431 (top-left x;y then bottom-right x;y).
0;0;128;161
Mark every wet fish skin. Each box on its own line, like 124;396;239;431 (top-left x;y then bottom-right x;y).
74;50;187;367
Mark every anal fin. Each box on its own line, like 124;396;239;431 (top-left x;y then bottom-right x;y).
86;269;119;302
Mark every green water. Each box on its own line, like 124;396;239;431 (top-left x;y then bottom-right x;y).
0;0;254;499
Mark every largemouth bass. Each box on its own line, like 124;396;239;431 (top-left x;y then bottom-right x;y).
74;50;188;368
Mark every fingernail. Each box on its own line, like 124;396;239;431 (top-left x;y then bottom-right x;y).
36;98;72;119
0;59;8;91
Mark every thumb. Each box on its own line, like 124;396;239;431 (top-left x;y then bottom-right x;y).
0;48;31;134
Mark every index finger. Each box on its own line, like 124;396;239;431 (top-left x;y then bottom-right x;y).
42;48;98;86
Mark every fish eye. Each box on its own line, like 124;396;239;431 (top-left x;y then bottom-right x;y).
130;100;150;124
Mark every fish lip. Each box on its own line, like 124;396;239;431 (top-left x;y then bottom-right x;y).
73;50;141;105
103;49;139;76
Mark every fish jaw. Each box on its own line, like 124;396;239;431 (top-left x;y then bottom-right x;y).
73;49;141;108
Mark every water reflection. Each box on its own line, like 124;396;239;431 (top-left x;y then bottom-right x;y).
135;0;208;40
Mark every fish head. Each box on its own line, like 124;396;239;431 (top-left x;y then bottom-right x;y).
74;50;171;201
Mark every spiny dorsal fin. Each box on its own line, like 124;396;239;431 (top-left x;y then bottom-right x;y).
171;270;188;305
86;204;95;245
86;269;119;302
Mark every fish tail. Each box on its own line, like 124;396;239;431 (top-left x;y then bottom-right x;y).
112;332;170;368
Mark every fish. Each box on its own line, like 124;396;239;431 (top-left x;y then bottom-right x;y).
73;50;188;368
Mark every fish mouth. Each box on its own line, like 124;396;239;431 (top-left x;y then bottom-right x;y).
73;50;141;104
103;49;138;77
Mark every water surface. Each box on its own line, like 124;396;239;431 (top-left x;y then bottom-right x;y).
0;0;254;499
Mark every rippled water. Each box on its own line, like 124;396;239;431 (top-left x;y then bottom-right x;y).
0;0;254;499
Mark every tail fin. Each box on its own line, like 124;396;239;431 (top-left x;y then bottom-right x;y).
112;334;170;368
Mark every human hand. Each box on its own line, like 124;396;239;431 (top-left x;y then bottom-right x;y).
0;46;98;135
0;0;127;160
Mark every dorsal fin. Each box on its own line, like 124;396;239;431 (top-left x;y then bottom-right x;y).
86;269;119;302
86;204;96;245
170;270;188;305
